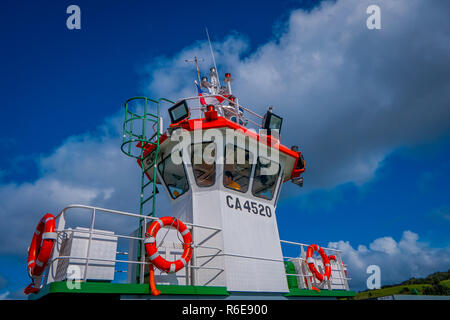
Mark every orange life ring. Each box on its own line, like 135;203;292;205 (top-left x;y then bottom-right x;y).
144;216;193;274
25;213;57;295
27;213;57;277
306;244;331;282
328;255;347;277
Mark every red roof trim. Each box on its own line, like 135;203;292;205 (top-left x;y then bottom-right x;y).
169;116;299;158
137;116;305;183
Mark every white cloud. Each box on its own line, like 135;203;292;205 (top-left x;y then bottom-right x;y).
357;245;368;253
369;236;399;255
0;112;172;255
328;231;450;291
0;291;10;300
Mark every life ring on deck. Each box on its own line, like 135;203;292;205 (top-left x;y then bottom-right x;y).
144;217;193;295
24;213;57;295
328;255;347;277
27;213;57;277
306;244;331;282
145;217;193;273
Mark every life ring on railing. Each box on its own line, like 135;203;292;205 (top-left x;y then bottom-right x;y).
144;216;193;296
24;213;57;295
328;255;347;277
306;244;331;282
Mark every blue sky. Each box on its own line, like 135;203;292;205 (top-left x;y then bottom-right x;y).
1;0;315;183
278;135;450;247
1;0;450;298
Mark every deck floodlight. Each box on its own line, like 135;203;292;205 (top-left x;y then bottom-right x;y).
168;100;190;124
262;110;283;135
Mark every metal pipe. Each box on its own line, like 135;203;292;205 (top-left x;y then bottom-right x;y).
83;208;96;281
49;255;224;272
55;204;222;231
280;239;342;253
176;95;264;120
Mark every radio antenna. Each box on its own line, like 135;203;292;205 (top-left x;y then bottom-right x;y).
185;56;204;85
205;27;220;87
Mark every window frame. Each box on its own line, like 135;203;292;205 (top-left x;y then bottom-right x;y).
157;151;190;200
251;156;282;201
273;168;284;206
189;141;217;188
223;144;254;194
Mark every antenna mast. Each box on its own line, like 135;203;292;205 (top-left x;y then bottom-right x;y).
185;56;204;84
206;27;220;87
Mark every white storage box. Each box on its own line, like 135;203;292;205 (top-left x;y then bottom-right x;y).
54;227;117;281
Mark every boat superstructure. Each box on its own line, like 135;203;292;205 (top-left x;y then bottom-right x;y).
24;61;355;300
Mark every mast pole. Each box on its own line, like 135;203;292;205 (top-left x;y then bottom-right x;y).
206;27;220;87
194;56;201;85
185;56;203;85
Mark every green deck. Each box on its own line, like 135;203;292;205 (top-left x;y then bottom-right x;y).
28;281;229;300
285;288;356;297
28;281;355;300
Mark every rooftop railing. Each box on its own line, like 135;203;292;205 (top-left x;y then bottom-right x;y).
175;95;265;130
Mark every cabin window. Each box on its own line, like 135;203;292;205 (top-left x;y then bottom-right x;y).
223;145;253;193
252;157;281;200
157;152;189;199
190;142;216;187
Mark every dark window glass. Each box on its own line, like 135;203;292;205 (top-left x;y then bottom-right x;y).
252;157;281;200
190;142;216;187
157;153;189;199
223;145;253;193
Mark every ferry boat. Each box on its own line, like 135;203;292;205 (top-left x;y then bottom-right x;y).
24;58;355;300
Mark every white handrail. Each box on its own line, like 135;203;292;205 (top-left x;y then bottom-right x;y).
280;239;342;253
176;94;264;119
175;95;265;130
44;203;350;292
280;240;350;291
45;204;224;287
56;204;221;231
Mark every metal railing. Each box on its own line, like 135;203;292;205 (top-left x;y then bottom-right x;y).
280;240;351;291
175;95;265;130
43;204;224;287
40;204;350;292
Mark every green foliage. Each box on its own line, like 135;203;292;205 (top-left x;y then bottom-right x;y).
399;287;410;294
441;279;450;288
422;283;450;296
356;269;450;300
401;270;450;286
